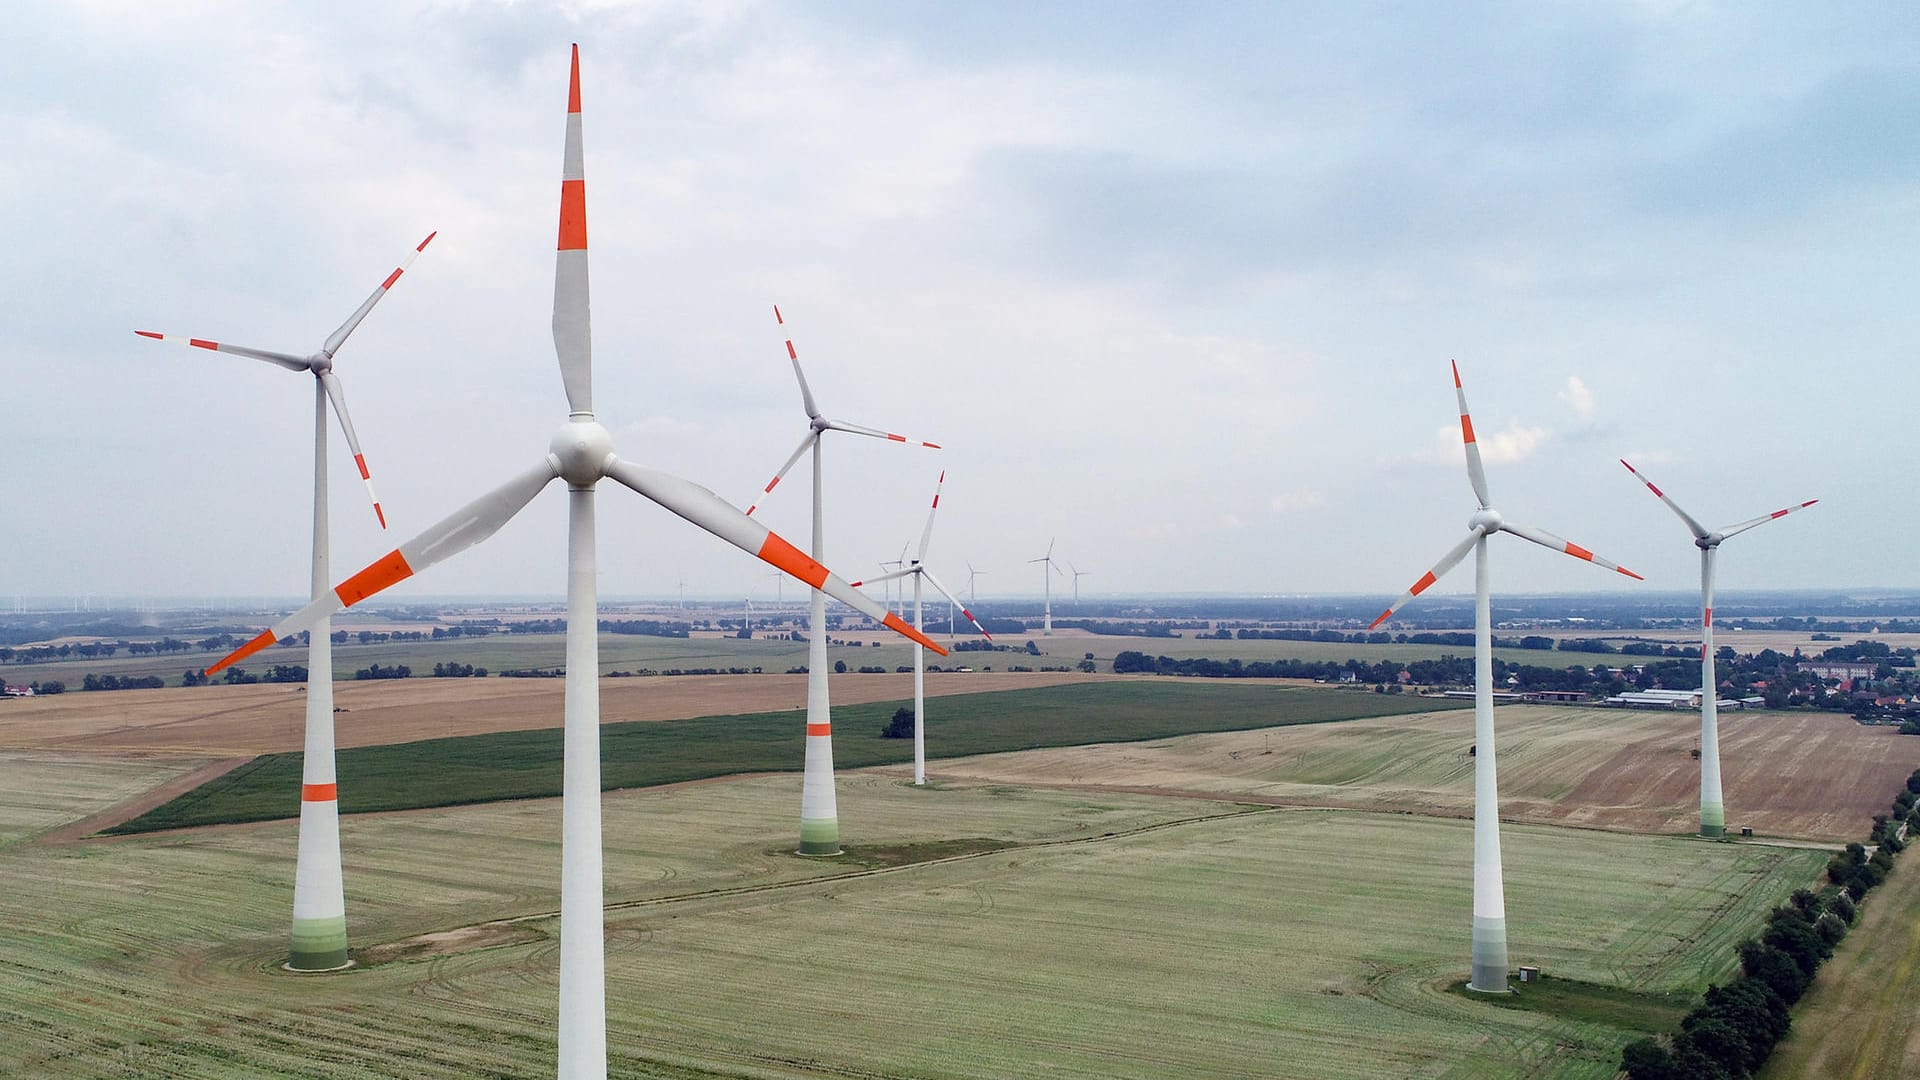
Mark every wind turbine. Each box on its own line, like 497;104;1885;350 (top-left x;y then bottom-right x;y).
1029;539;1064;635
853;472;994;785
1369;361;1642;994
1070;562;1091;607
137;229;433;972
205;47;944;1079
1621;460;1816;837
744;308;941;855
967;562;987;605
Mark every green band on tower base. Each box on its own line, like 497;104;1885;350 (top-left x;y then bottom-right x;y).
798;817;840;856
288;915;349;971
1701;802;1726;838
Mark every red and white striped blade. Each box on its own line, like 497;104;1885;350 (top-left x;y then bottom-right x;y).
321;230;437;357
1499;520;1644;580
1619;459;1709;540
920;566;992;640
773;305;822;421
1452;360;1490;510
825;418;942;449
745;429;818;516
553;43;592;415
1368;529;1481;630
1717;498;1819;541
319;372;387;530
207;459;561;674
603;457;948;656
133;331;308;373
916;470;946;562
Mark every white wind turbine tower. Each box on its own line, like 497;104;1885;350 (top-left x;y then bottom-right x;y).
1370;361;1642;994
1621;460;1816;837
853;472;995;784
206;47;945;1079
968;562;987;605
1070;563;1091;607
137;229;433;972
1030;539;1064;635
744;309;941;855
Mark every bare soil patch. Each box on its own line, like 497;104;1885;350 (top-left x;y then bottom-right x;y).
0;671;1099;757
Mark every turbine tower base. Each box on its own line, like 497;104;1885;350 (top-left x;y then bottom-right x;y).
1468;917;1509;994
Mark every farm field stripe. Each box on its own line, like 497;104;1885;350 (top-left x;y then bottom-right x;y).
108;682;1461;833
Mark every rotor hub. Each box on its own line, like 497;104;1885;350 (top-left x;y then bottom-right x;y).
1698;534;1721;550
550;418;615;486
309;354;333;375
810;416;831;433
1468;508;1503;534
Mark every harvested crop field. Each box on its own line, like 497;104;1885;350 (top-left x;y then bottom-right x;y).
1;755;1824;1079
0;670;1099;756
928;703;1920;842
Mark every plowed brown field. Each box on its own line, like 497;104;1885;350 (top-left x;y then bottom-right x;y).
926;703;1920;842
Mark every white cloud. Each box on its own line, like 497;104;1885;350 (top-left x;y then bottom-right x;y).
1269;491;1326;513
1218;513;1245;529
1419;420;1548;468
1558;375;1595;416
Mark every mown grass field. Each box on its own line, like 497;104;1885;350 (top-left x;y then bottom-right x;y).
3;754;1824;1079
112;681;1461;832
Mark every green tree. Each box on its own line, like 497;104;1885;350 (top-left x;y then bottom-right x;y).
881;707;913;739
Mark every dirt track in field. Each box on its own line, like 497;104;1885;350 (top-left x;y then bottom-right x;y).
925;704;1920;843
0;671;1100;757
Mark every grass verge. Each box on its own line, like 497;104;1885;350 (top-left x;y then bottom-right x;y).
1448;975;1698;1034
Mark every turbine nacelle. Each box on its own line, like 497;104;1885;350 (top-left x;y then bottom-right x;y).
550;418;615;486
309;353;335;374
1468;508;1503;535
1698;533;1724;550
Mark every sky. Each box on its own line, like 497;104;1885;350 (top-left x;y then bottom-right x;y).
5;1;1918;608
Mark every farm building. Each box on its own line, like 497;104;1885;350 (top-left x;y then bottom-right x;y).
1606;688;1703;709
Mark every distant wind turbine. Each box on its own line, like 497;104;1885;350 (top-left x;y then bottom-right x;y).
1370;361;1642;994
967;562;987;606
1029;539;1064;635
854;472;994;784
745;306;941;855
1070;562;1091;607
137;228;433;972
1621;460;1816;837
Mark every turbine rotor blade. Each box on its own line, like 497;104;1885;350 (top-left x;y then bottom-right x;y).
915;471;945;562
322;230;437;357
602;457;948;656
1453;360;1491;510
850;566;917;587
772;306;822;420
1618;459;1709;539
1499;520;1644;579
745;430;818;516
319;371;387;529
553;43;592;414
920;567;992;640
1716;498;1819;541
824;418;941;448
1368;529;1481;630
208;459;561;673
134;332;308;372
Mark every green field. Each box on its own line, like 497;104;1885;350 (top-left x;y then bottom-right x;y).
112;681;1461;833
1;628;1627;688
2;753;1825;1079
